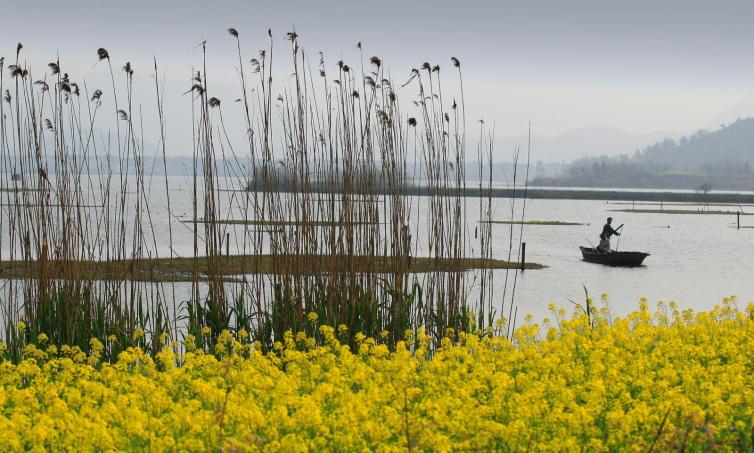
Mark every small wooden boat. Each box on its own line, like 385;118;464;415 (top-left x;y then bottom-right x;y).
579;246;649;267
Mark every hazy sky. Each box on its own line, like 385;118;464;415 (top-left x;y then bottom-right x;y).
2;0;754;158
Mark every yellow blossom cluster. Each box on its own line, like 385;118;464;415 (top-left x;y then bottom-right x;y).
0;298;753;451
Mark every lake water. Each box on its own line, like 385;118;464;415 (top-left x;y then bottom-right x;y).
2;175;753;324
146;188;754;321
501;198;754;320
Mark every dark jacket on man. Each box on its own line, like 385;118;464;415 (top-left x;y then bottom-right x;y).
600;223;620;241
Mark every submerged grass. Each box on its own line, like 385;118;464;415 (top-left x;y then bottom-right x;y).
181;219;381;227
608;201;754;207
481;220;583;226
611;208;751;215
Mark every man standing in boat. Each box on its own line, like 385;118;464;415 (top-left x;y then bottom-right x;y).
598;217;621;252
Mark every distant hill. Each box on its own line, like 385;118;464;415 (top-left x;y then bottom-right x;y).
637;117;754;168
495;126;672;162
532;118;754;190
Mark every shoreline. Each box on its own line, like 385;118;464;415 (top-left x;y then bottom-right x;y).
228;186;754;204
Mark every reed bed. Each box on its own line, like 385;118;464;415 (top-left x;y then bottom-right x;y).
0;30;530;360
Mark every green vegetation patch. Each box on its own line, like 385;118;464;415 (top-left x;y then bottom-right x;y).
482;220;583;226
0;255;544;282
610;209;751;215
181;219;380;227
660;170;705;177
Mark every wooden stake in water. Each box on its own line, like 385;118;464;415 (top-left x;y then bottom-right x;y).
520;242;526;271
737;211;740;230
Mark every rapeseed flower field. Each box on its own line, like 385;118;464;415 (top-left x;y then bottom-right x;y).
0;297;752;451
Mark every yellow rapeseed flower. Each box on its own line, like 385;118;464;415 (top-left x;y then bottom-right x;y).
0;299;750;451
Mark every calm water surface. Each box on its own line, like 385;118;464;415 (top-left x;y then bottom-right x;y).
3;175;753;322
502;198;754;319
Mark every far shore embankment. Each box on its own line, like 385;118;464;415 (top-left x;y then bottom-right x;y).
241;185;754;204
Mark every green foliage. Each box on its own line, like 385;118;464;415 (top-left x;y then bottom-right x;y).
7;283;145;363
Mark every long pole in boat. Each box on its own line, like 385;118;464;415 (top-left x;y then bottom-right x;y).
615;224;624;251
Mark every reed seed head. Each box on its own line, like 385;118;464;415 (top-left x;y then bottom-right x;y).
34;80;49;92
250;59;260;73
9;65;27;79
97;48;110;61
188;84;204;96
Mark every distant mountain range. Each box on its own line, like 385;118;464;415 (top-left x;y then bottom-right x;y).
638;117;754;168
7;117;754;191
532;118;754;190
495;126;673;163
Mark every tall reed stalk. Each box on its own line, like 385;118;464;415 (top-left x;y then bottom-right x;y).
0;31;518;359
